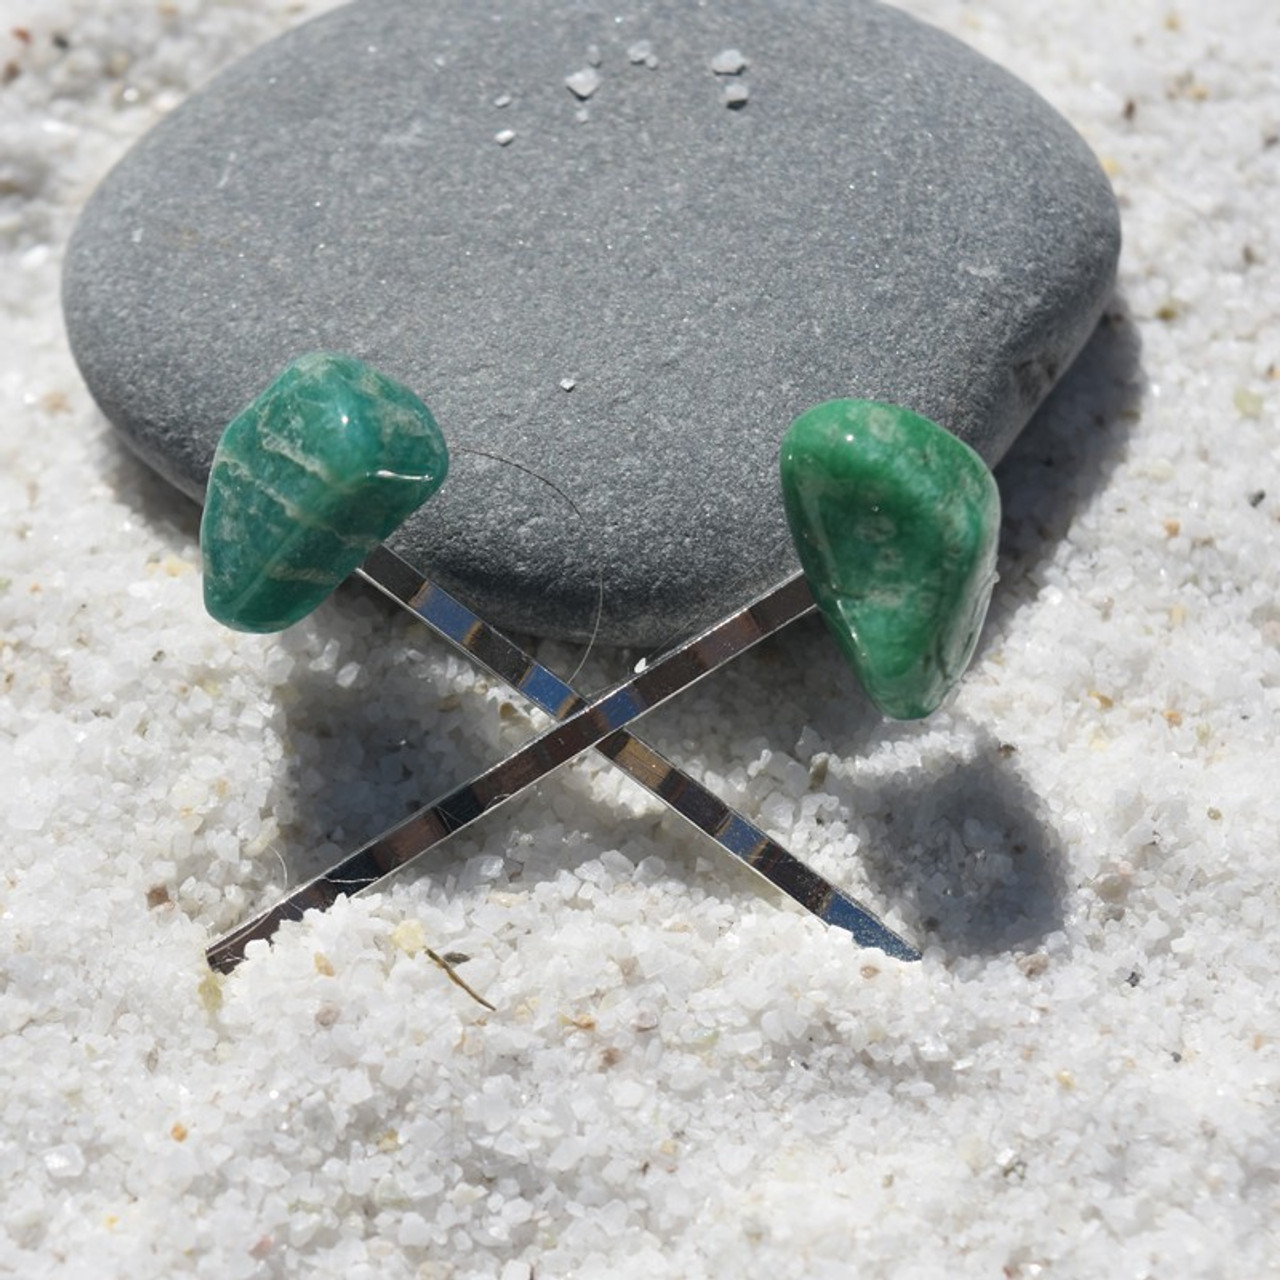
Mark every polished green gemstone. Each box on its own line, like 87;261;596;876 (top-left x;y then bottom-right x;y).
200;352;449;633
779;399;1000;720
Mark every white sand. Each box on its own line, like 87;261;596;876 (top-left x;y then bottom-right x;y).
2;1;1278;1276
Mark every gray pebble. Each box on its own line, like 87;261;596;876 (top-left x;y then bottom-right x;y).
63;0;1120;647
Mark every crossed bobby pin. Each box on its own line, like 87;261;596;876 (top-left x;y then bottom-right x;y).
202;353;1001;972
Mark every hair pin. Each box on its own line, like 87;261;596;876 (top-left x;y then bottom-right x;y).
200;353;1000;972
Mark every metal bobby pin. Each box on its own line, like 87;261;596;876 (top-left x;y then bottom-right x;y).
206;552;920;971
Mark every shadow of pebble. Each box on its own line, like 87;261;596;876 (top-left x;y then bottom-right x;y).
988;292;1146;632
838;732;1068;956
100;428;203;551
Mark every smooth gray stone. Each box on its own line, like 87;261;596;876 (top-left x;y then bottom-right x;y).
63;0;1119;647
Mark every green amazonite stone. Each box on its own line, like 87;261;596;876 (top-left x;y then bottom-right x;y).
779;399;1000;720
200;352;449;632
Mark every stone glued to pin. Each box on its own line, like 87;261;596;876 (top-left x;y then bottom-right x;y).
780;400;1001;720
200;352;449;633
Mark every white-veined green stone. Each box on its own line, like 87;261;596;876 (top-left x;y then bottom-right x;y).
200;353;448;632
